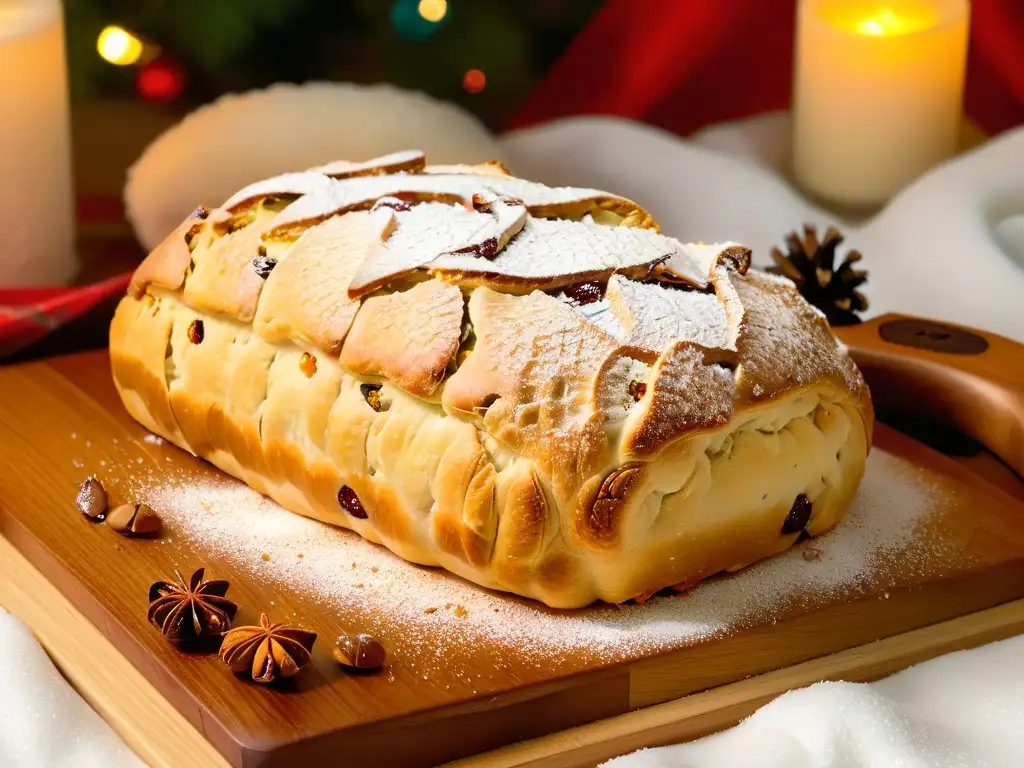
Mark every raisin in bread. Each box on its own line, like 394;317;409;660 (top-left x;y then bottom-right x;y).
110;150;873;609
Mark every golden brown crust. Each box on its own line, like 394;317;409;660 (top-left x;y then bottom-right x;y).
443;288;621;505
340;278;463;398
127;208;209;299
573;462;646;549
311;149;427;179
254;211;390;354
109;294;193;450
622;342;736;457
110;151;874;609
183;220;266;322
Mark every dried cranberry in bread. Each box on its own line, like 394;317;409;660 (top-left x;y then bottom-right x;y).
110;151;873;609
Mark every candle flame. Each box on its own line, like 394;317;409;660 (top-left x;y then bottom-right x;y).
856;7;902;35
851;5;936;36
97;26;143;66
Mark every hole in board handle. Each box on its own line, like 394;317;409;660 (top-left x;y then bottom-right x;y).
878;319;988;356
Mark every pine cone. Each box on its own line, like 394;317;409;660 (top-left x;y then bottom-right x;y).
768;225;868;326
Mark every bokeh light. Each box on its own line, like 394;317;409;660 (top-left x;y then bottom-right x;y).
136;58;185;102
391;0;445;40
417;0;448;23
462;68;486;94
96;25;144;66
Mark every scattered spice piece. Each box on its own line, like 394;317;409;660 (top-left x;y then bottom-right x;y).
333;633;386;671
298;352;317;378
187;319;204;345
297;553;304;559
107;502;162;537
371;566;379;573
444;603;452;610
357;583;364;588
454;606;468;619
147;567;238;646
220;613;316;684
261;553;271;562
76;477;107;521
424;607;437;615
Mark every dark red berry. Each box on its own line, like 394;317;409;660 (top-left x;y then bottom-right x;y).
187;319;204;345
781;494;812;535
562;281;604;306
371;196;412;213
338;486;367;519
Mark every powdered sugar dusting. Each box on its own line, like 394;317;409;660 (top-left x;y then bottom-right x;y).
267;172;636;232
131;449;955;677
733;270;863;399
625;342;735;454
431;217;677;285
605;274;730;352
563;297;625;338
347;203;485;294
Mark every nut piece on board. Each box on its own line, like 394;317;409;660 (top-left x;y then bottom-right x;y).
107;502;163;537
76;476;108;520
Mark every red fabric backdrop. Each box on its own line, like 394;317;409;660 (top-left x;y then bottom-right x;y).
509;0;1024;137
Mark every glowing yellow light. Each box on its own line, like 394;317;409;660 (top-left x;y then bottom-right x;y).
97;25;144;66
418;0;448;23
829;3;938;37
855;7;905;35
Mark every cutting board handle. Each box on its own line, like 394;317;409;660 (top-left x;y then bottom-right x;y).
836;314;1024;478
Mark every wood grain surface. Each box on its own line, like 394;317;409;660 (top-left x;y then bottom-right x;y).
0;314;1022;766
7;531;1024;768
837;313;1024;477
0;537;229;768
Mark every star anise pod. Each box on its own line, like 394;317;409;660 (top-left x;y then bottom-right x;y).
768;224;868;326
147;568;238;646
219;613;317;684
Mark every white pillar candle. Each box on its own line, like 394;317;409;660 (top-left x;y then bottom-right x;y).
0;0;75;285
792;0;970;208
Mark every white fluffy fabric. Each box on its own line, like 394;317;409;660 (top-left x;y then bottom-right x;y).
124;82;503;251
603;633;1024;768
0;608;143;767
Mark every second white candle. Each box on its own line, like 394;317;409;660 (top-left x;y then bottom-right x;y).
792;0;971;208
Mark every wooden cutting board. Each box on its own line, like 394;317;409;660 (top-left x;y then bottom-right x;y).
1;313;1023;768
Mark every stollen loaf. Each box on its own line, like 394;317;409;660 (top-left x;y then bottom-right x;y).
110;150;873;609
